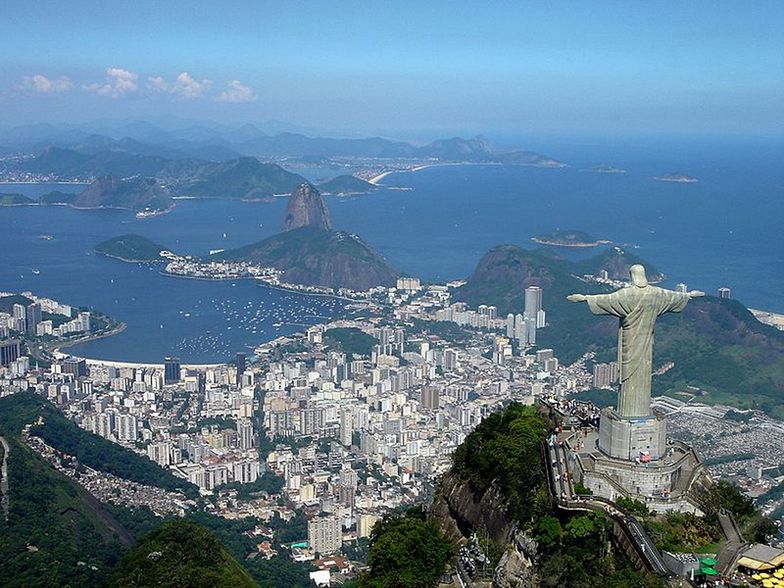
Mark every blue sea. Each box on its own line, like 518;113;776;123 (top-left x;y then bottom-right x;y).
1;135;781;362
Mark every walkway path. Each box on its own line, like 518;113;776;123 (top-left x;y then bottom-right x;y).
545;438;670;576
0;436;9;521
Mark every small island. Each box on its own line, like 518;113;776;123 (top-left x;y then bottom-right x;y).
586;164;626;174
316;174;377;195
0;193;35;206
95;234;168;263
652;172;698;183
531;229;612;248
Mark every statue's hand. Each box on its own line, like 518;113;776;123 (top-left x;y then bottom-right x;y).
567;294;587;303
688;290;705;298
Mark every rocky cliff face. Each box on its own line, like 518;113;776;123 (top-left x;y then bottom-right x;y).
281;183;332;232
432;474;539;587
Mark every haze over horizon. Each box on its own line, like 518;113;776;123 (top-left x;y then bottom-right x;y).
3;1;782;138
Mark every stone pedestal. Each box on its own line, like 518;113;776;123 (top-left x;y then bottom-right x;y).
597;408;667;461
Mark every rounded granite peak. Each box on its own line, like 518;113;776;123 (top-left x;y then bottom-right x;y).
281;183;332;232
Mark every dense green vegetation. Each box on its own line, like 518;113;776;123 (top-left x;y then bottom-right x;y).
0;392;198;498
637;481;776;552
95;234;168;262
108;519;257;588
359;507;452;588
442;403;665;587
530;511;664;588
643;512;721;552
179;157;307;200
0;437;129;587
650;299;784;419
409;318;477;345
215;472;285;498
572;387;618;408
0;293;34;313
107;506;314;588
703;480;777;543
452;403;549;525
216;225;398;290
324;327;378;357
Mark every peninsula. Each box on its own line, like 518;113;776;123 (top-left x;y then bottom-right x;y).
216;184;398;291
95;234;168;263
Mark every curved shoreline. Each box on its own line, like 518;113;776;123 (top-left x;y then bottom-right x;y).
52;321;128;355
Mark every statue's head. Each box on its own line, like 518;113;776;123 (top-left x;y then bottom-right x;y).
629;264;648;287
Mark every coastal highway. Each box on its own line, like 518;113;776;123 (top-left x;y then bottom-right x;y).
545;438;669;576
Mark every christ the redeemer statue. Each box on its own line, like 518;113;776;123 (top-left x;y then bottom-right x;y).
567;265;704;418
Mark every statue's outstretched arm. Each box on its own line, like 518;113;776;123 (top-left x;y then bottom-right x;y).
567;294;588;302
688;290;705;298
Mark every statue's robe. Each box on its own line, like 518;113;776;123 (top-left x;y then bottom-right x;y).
586;286;689;417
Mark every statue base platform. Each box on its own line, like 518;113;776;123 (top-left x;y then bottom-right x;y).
564;427;709;514
598;408;667;461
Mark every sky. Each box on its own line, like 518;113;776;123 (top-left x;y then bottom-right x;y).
1;1;782;138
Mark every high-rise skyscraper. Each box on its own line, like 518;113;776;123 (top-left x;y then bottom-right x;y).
308;515;342;554
718;287;731;299
25;303;42;336
524;286;546;328
236;352;246;385
236;418;254;450
164;357;181;384
420;386;440;410
12;304;26;333
0;339;21;366
62;357;88;378
592;362;619;388
339;406;354;446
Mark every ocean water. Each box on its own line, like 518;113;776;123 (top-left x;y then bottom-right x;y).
0;135;781;362
331;135;784;310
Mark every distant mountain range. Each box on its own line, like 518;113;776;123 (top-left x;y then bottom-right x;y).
3;119;564;179
0;122;566;213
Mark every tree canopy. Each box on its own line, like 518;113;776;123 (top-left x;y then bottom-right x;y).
360;507;452;588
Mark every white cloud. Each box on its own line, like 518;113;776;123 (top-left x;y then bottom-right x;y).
217;80;257;103
147;72;211;99
85;67;139;98
19;74;73;93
